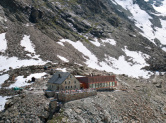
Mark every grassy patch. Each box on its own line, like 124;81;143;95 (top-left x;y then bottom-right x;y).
47;108;68;123
47;115;66;123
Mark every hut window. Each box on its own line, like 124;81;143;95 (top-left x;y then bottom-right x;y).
90;84;93;88
68;86;70;89
65;81;66;84
65;86;67;89
93;84;95;88
113;82;115;86
74;85;76;88
105;83;107;87
107;82;109;87
74;81;76;83
70;75;72;78
110;82;112;86
69;81;70;84
99;83;102;88
71;86;72;88
95;83;98;88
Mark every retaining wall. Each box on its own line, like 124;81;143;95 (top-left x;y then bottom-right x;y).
45;91;55;97
57;90;97;102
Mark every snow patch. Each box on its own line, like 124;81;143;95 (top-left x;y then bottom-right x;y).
160;19;166;30
145;46;152;50
9;72;47;88
68;23;77;32
0;16;7;23
60;39;98;64
153;0;166;16
0;33;7;53
101;55;151;78
0;35;51;73
57;42;64;46
111;0;117;5
60;39;151;78
123;46;150;65
0;74;9;87
56;68;67;72
60;39;99;68
162;47;166;52
75;75;85;77
114;0;166;45
101;39;116;46
25;23;35;27
90;38;101;47
154;19;166;45
57;55;69;62
0;56;47;74
0;96;10;111
20;35;35;53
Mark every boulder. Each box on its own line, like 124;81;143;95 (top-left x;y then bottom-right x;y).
5;100;13;109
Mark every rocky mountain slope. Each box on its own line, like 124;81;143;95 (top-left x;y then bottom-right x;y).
1;72;165;123
0;0;166;122
0;0;166;80
48;73;166;123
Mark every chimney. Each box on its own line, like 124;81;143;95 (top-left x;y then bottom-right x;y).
58;74;61;78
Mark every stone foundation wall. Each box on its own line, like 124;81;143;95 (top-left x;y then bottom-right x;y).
45;91;55;97
57;90;97;102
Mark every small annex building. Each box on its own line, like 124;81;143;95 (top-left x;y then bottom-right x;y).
76;75;117;90
47;72;80;91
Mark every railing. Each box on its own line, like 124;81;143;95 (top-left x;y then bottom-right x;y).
55;88;96;95
56;89;97;102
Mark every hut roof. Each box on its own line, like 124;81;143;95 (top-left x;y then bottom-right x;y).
48;72;70;84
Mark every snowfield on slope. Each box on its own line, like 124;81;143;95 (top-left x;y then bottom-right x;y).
90;38;101;47
20;35;35;53
101;39;116;46
9;72;47;88
57;55;69;62
0;33;7;53
112;0;166;49
0;56;47;74
90;38;116;47
0;74;9;88
56;68;67;72
153;0;166;16
0;35;49;74
59;39;152;78
0;96;10;111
